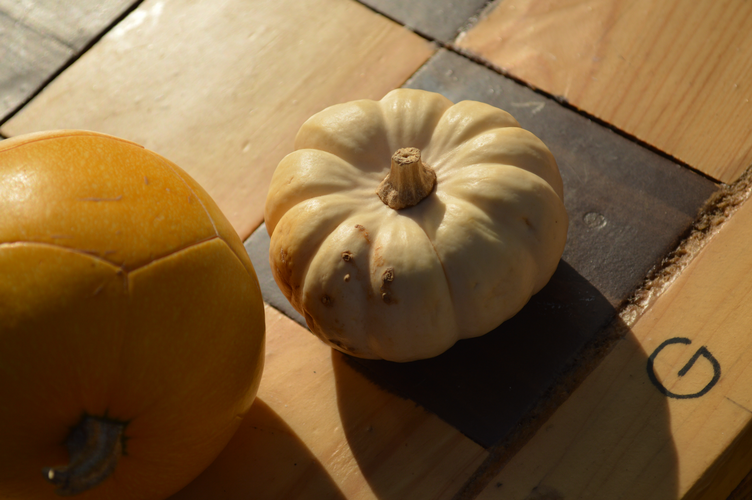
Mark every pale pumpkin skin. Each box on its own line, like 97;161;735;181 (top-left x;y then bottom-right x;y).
265;89;567;362
0;131;265;499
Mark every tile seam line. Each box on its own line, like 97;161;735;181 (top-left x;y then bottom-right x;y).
441;44;723;185
0;0;149;130
0;235;221;274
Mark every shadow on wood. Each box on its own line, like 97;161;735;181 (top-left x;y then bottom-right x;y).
169;398;346;500
336;312;682;499
343;260;618;447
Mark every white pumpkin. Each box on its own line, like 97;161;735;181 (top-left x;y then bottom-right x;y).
265;89;567;362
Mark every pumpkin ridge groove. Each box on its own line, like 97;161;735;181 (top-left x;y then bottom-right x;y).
0;241;125;270
147;153;219;237
409;217;458;331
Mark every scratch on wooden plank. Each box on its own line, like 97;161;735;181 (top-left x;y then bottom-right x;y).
726;397;752;415
511;101;545;114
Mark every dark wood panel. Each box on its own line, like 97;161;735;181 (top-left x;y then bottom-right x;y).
357;0;489;42
246;49;718;448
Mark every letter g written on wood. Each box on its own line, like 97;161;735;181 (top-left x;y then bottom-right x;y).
647;337;721;399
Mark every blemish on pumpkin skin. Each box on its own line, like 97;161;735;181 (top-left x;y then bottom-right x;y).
321;294;334;306
344;274;350;282
373;245;385;268
341;251;354;262
79;196;123;202
354;224;370;243
380;268;397;304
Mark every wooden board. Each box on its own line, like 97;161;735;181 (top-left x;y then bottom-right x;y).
169;305;487;499
474;190;752;499
457;0;752;183
246;49;717;448
356;0;489;42
0;0;435;239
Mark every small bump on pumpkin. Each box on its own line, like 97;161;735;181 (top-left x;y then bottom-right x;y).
382;268;394;283
341;251;354;262
344;274;350;282
381;292;392;304
321;294;334;306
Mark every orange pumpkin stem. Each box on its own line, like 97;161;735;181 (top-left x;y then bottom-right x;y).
43;415;126;496
377;147;436;210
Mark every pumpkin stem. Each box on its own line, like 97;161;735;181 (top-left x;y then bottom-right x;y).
377;147;436;210
43;415;126;496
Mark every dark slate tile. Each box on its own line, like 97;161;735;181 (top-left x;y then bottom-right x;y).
357;0;489;42
0;0;138;51
0;11;73;122
246;49;718;448
0;1;139;123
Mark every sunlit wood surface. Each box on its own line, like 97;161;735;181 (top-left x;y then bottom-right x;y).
457;0;752;183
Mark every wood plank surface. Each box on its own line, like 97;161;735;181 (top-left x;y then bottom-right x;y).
457;0;752;183
170;305;487;499
246;49;717;449
0;0;435;239
476;189;752;499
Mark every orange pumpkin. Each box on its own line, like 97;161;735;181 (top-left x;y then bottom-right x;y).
0;131;265;499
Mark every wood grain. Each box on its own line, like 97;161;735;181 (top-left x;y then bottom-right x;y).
0;0;435;239
457;0;752;183
171;305;487;499
477;192;752;499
